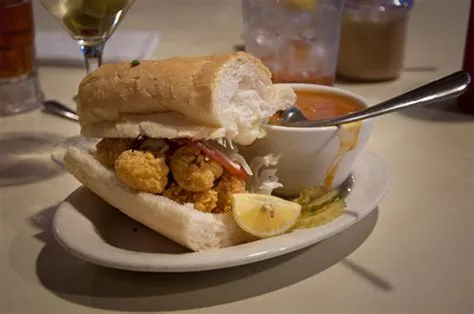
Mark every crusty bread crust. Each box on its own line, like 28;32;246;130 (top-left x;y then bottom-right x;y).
63;147;256;252
79;53;267;131
76;52;295;144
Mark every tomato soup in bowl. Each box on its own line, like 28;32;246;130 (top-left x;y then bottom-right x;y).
241;84;374;197
293;89;364;120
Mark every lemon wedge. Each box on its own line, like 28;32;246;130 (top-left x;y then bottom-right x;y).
232;193;302;238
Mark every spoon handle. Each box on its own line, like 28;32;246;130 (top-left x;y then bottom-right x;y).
291;71;471;127
42;100;79;121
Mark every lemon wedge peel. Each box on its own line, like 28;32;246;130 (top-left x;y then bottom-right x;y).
232;193;302;238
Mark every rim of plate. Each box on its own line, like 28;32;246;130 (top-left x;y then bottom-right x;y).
52;150;391;272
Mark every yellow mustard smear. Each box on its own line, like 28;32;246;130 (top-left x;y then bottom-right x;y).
323;121;361;190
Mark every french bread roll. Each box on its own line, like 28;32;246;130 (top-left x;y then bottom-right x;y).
63;147;257;252
77;52;296;145
65;52;293;251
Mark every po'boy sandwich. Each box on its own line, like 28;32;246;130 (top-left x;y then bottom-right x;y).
63;52;296;251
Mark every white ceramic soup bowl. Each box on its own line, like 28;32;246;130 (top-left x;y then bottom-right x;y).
241;83;374;197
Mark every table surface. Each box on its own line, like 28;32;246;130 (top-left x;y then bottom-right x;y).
1;1;473;313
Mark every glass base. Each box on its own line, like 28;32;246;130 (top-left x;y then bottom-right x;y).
0;74;44;116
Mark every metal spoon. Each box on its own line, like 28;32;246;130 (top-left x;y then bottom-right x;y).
279;71;471;127
42;100;79;121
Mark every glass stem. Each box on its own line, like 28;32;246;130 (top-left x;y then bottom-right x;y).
80;43;104;74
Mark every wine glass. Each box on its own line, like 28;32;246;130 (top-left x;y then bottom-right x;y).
39;0;136;166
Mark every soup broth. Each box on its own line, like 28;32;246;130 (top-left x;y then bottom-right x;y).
294;90;364;121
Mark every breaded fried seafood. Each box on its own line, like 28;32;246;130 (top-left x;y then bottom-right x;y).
170;144;223;192
96;138;135;168
115;150;169;194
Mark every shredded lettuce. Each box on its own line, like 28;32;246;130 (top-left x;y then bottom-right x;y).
247;154;283;195
203;139;284;195
204;139;253;176
226;137;235;150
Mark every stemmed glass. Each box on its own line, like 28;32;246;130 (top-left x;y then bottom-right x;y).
39;0;136;165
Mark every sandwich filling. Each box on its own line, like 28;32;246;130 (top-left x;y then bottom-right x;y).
94;137;281;214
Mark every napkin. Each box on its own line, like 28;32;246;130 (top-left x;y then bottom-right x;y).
35;31;160;66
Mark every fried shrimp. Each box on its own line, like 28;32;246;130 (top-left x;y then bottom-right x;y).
163;183;218;213
162;183;189;204
115;150;169;194
170;144;223;192
95;138;135;168
215;173;246;213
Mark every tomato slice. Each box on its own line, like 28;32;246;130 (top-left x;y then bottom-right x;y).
171;138;249;179
194;142;248;179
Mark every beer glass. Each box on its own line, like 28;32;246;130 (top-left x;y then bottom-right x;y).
0;0;43;116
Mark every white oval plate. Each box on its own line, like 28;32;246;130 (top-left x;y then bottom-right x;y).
53;150;390;272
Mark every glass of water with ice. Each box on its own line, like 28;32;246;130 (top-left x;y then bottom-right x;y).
242;0;345;86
